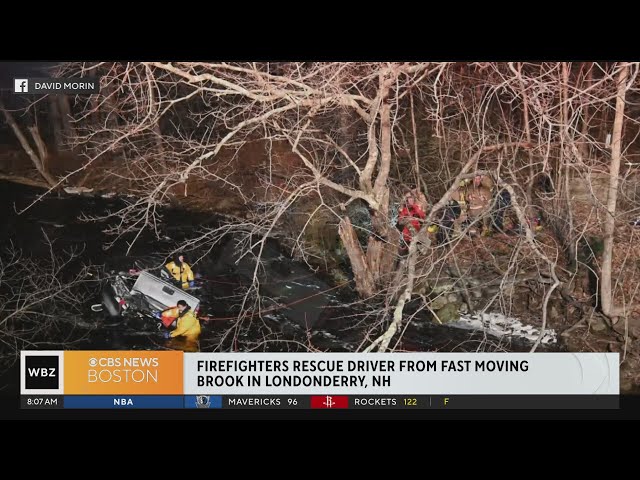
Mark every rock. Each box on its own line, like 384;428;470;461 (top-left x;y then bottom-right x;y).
528;295;541;310
435;303;460;324
620;377;635;394
607;342;622;353
414;278;431;296
502;284;515;297
432;283;455;295
512;293;529;307
415;285;427;296
589;316;609;332
330;268;349;285
430;295;449;311
447;293;460;303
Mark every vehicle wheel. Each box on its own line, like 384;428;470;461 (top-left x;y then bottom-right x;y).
101;284;122;318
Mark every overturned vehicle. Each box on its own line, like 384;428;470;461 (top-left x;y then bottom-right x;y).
99;269;200;328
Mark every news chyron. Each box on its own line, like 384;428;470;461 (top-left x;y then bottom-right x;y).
20;351;620;410
14;77;99;95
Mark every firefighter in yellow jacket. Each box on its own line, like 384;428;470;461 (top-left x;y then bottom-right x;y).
161;300;201;351
156;305;181;329
452;174;495;236
165;253;195;290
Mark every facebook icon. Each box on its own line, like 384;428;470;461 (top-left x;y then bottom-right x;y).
14;79;28;93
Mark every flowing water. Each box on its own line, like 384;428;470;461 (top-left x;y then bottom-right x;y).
0;181;560;363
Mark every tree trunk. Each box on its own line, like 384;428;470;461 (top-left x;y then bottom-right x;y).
153;120;166;172
28;126;48;161
577;62;593;161
0;99;57;187
153;122;164;156
409;91;422;192
367;225;401;286
338;108;356;166
338;216;375;297
339;69;401;298
0;173;50;189
601;63;628;322
48;95;64;153
339;214;400;298
515;62;536;208
58;95;74;138
561;62;576;267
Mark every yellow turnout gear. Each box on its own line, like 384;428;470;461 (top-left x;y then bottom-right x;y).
170;309;201;342
165;261;194;289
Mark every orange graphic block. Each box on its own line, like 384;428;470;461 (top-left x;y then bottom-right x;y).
64;351;183;395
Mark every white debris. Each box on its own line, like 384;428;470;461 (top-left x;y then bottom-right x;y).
452;312;557;344
322;332;337;338
38;220;64;226
101;192;117;198
64;187;94;195
291;281;321;289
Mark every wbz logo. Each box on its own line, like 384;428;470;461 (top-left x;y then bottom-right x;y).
21;351;64;393
26;356;58;389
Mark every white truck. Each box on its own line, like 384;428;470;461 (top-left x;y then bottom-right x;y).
100;270;200;326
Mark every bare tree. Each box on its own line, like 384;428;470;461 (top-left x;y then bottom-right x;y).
52;63;440;291
601;63;630;322
31;61;640;355
0;234;99;368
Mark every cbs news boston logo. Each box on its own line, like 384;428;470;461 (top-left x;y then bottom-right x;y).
69;351;183;394
21;351;183;395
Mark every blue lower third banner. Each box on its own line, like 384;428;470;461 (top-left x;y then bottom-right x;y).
64;396;184;409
